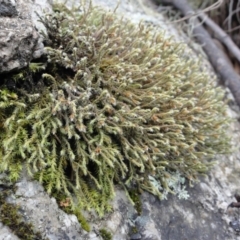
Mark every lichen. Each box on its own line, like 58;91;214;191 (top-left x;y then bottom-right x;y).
0;0;231;217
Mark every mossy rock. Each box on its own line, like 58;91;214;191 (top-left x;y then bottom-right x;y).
0;1;230;217
0;188;45;240
99;228;112;240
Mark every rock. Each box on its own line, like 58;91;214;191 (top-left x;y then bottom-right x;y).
0;223;20;240
0;0;17;17
230;221;240;232
0;0;45;73
11;178;83;240
1;0;240;240
130;233;142;240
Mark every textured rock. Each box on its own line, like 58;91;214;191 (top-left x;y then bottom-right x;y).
0;223;19;240
0;0;17;17
1;0;240;240
0;0;45;73
12;179;83;240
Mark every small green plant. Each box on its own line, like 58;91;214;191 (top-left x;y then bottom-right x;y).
128;189;142;215
0;0;230;217
99;228;112;240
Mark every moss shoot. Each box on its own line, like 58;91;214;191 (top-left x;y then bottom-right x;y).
129;189;142;215
99;228;113;240
0;1;231;217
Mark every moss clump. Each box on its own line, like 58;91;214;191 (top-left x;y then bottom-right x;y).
131;226;139;234
0;189;45;240
129;189;142;215
0;1;231;216
99;228;112;240
72;209;91;232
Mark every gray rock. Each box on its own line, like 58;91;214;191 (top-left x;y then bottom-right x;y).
0;0;17;17
9;178;83;240
0;223;20;240
0;0;44;73
130;233;142;240
230;221;240;232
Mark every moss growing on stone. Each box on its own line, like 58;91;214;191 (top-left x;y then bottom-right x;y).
129;189;142;215
72;209;91;232
131;226;139;234
51;191;91;231
99;228;112;240
0;1;231;216
0;189;46;240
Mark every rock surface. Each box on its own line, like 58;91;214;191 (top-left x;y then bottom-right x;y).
1;0;240;240
0;0;45;73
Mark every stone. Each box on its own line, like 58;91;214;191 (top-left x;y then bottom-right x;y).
0;0;45;73
130;233;142;240
230;221;240;232
0;0;17;17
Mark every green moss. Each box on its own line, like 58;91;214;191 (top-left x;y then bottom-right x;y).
50;191;91;232
62;206;91;232
131;226;138;234
99;228;112;240
0;0;231;217
73;210;91;232
0;189;46;240
129;189;142;215
62;205;91;232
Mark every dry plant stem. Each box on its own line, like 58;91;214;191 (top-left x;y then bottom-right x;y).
161;0;240;107
198;12;240;64
160;0;223;23
223;7;240;29
228;0;234;31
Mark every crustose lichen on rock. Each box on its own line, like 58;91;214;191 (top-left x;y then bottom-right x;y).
0;1;231;217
